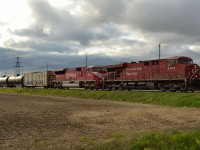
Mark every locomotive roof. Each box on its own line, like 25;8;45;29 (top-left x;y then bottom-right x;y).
87;65;103;68
140;56;192;62
103;56;193;69
103;63;125;69
53;68;68;72
167;56;192;60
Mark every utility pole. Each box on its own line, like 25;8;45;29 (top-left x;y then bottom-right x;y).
14;57;22;76
158;43;161;79
47;62;49;71
85;55;88;85
159;43;161;60
85;55;88;67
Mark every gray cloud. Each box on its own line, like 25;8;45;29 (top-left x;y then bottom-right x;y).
85;0;126;23
12;27;48;38
5;39;79;53
0;46;125;76
2;0;200;74
27;0;101;44
126;0;200;43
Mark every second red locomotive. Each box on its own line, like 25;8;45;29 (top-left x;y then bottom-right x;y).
51;66;106;89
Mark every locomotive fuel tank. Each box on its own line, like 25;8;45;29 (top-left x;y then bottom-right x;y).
62;81;80;88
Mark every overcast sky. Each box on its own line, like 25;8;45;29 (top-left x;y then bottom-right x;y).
1;0;200;75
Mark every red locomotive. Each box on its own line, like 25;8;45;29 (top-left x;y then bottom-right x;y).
50;56;200;91
102;56;200;91
52;66;106;89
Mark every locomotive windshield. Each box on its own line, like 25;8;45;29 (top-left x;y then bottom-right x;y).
178;59;193;64
87;67;105;72
93;67;102;71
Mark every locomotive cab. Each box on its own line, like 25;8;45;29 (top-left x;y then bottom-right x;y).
86;66;106;89
86;66;106;80
167;56;200;90
176;57;199;80
168;56;193;67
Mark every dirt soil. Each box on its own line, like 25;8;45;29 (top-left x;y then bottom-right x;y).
0;93;200;149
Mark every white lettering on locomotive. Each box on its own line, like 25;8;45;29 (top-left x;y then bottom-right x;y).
168;67;176;70
66;73;76;78
126;67;142;71
126;72;138;76
126;67;142;76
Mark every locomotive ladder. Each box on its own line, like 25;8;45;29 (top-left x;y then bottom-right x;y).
185;70;198;89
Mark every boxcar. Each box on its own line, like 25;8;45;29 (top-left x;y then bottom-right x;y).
23;71;54;88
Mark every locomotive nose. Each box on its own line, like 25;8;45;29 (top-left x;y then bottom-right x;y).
191;64;200;78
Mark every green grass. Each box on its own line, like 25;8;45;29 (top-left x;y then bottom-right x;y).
0;88;200;107
76;131;200;150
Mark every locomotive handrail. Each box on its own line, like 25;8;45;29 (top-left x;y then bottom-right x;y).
189;70;199;83
185;72;191;81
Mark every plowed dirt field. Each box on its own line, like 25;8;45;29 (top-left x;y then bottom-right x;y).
0;93;200;149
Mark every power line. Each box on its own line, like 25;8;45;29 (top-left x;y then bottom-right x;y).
13;57;22;76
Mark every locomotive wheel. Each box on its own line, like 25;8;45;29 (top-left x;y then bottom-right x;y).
119;87;124;91
127;87;131;91
119;84;124;91
180;89;188;92
169;83;176;92
159;83;166;91
169;89;176;92
112;85;118;91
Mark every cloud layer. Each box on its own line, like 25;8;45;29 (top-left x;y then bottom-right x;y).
1;0;200;75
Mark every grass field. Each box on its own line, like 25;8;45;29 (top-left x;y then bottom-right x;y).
1;88;200;149
0;88;200;107
77;131;200;150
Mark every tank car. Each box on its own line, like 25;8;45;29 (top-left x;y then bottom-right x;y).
0;75;23;87
0;76;8;87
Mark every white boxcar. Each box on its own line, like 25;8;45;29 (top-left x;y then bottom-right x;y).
23;71;54;87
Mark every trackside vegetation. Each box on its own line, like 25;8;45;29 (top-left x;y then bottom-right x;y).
76;131;200;150
0;88;200;107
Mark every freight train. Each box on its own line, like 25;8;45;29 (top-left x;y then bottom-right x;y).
1;56;200;91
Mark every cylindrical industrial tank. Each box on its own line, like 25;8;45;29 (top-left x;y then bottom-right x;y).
0;77;8;86
7;76;23;85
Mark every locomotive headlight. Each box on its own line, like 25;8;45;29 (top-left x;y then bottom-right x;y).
194;65;197;68
192;69;198;73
